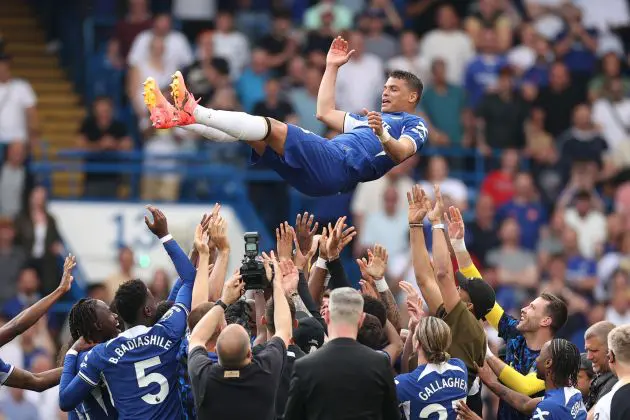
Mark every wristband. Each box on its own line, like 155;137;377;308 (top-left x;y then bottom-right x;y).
315;257;328;270
66;349;78;357
409;223;423;228
431;223;445;231
375;278;389;292
160;234;173;244
377;130;393;145
451;238;467;252
214;300;228;310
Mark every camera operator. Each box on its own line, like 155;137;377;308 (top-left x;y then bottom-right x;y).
187;252;293;420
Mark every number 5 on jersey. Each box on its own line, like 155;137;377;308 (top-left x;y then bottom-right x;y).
135;356;169;404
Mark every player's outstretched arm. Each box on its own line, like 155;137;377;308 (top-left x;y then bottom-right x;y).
477;362;541;415
4;366;62;391
485;348;545;396
316;36;354;132
207;211;230;303
0;255;75;347
271;255;293;348
368;111;417;164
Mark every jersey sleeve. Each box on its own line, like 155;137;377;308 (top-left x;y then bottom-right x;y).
155;302;189;341
77;346;106;387
497;312;520;341
0;358;14;385
533;399;561;420
343;113;366;132
399;116;428;153
60;348;103;412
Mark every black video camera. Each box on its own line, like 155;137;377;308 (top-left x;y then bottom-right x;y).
239;232;269;290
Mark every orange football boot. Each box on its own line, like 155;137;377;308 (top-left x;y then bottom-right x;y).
169;70;199;126
143;77;177;129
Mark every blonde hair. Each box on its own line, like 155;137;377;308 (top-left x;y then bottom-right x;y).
608;324;630;364
329;287;364;326
414;316;452;364
585;321;616;344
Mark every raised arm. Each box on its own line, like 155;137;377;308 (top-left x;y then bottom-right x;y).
0;255;75;347
477;362;541;415
326;216;356;290
308;231;329;304
207;214;230;302
485;349;545;396
368;111;418;164
316;36;354;132
191;223;211;310
272;256;293;347
5;366;62;391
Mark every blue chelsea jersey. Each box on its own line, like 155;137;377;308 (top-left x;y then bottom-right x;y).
77;303;189;419
532;387;587;420
395;358;468;420
69;351;118;420
332;111;428;183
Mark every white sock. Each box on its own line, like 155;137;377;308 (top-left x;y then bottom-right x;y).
182;124;238;142
193;105;268;141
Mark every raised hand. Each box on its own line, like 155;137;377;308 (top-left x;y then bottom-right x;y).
367;111;384;136
327;216;356;260
444;205;465;240
318;227;329;261
406;185;431;224
261;251;274;282
58;254;77;293
144;205;169;238
71;336;97;353
295;212;318;258
279;260;299;293
326;36;355;68
209;215;229;252
359;279;379;299
366;244;388;279
221;268;244;305
193;223;210;255
427;184;444;224
398;281;419;304
399;281;425;325
276;221;293;262
455;401;483;420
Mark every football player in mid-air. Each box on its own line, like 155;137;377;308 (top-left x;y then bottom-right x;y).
143;36;428;197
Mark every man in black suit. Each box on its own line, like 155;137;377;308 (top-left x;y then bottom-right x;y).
284;287;401;420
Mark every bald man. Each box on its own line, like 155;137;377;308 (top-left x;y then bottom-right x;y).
187;259;293;420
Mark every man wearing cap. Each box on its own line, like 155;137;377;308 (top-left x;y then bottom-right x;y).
406;185;490;416
577;353;595;398
444;204;568;420
0;52;39;147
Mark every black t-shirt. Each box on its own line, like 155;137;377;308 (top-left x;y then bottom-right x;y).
188;337;287;420
475;93;529;149
253;100;295;122
534;86;584;137
79;117;128;179
253;342;305;419
467;221;500;266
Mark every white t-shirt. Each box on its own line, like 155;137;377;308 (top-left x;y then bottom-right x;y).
593;380;630;420
0;79;36;144
419;30;475;86
351;175;415;219
386;55;430;85
173;0;216;21
128;30;194;73
564;208;608;259
592;98;630;151
419;178;468;206
213;32;250;80
336;54;384;113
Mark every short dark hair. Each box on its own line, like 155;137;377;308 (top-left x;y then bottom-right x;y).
550;338;580;387
69;298;99;342
188;301;214;331
225;300;254;337
265;295;296;335
357;314;385;350
541;292;568;333
114;279;149;325
388;70;424;103
155;300;174;322
575;189;591;201
362;295;387;327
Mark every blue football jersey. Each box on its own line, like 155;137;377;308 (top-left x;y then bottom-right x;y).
532;387;587;420
333;111;428;183
0;357;14;387
77;303;189;419
69;351;118;420
395;358;468;420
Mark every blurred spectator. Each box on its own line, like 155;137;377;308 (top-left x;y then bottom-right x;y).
25;355;60;419
336;31;384;113
19;326;48;371
537;209;566;268
475;66;530;150
358;185;408;257
496;172;547;250
1;268;40;320
465;29;508;108
563;189;607;259
0;388;39;420
351;155;417;242
576;0;630;33
601;213;624;256
128;36;171;121
0;219;26;305
588;53;630;102
253;78;298;124
113;0;153;60
592;77;630;151
258;10;298;76
182;31;231;100
0;142;31;218
363;10;399;62
525;107;556;165
486;218;539;311
284;56;307;89
172;0;216;42
525;0;565;41
419;156;468;210
141;126;186;202
422;59;466;147
465;0;512;52
289;65;327;135
420;4;475;86
304;10;336;60
128;14;193;74
507;23;538;79
480;148;519;207
522;32;554;88
554;4;598;89
14;187;63;295
597;232;630;301
557;104;610;180
0;53;38;146
466;194;500;266
605;270;630;324
386;31;428;82
105;246;136;302
534;61;584;137
234;0;272;42
236;48;271;113
77;96;133;198
366;0;404;31
304;0;353;32
149;268;171;302
562;227;598;295
213;11;250;80
86;283;110;303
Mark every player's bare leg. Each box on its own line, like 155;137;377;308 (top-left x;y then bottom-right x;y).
170;71;288;156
